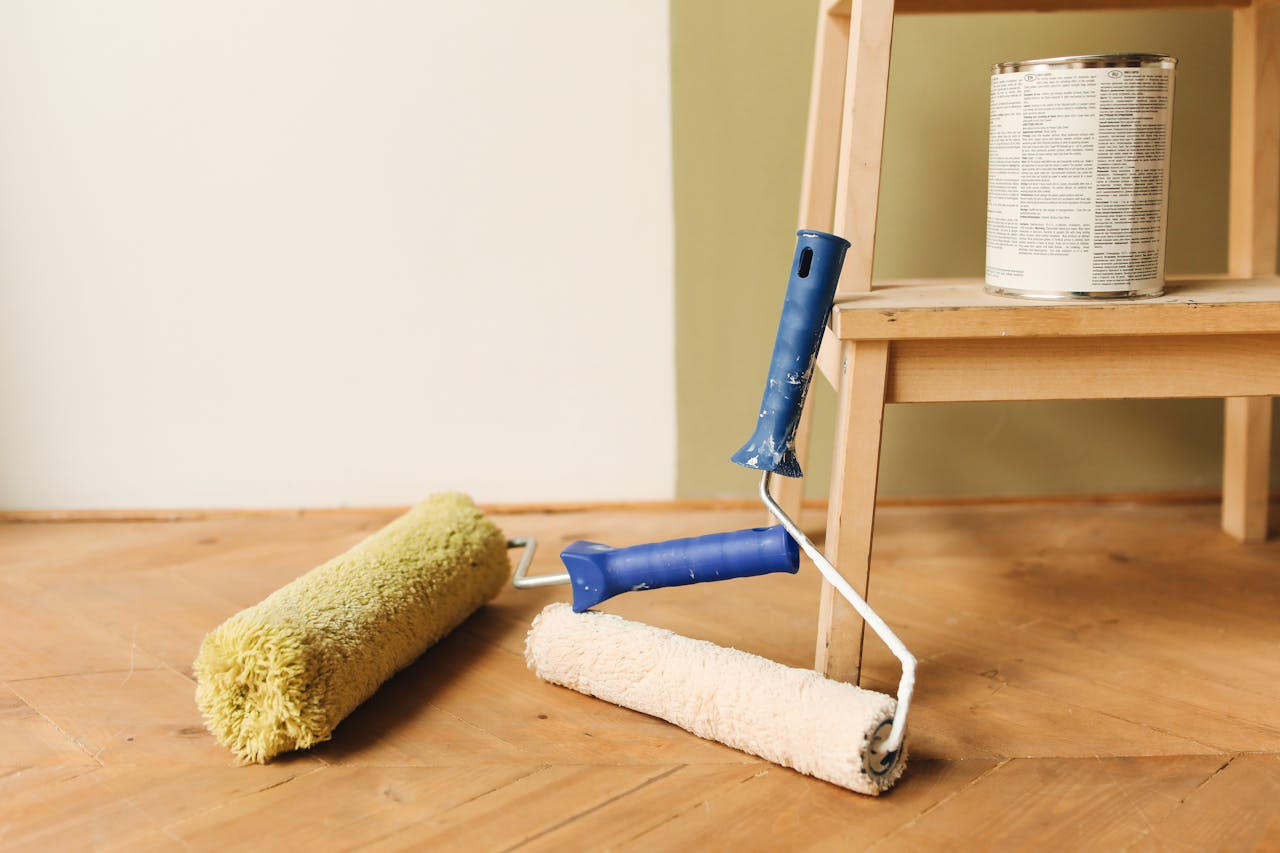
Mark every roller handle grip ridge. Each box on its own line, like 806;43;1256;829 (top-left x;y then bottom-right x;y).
562;525;799;612
731;230;850;478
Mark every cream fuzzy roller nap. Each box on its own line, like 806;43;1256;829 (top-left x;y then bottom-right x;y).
194;492;509;763
526;604;904;794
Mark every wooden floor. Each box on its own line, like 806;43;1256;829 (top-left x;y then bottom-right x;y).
2;500;1279;850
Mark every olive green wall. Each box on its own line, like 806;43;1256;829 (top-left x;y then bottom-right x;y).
673;2;1280;499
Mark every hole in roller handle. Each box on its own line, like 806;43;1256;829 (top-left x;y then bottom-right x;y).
730;230;849;479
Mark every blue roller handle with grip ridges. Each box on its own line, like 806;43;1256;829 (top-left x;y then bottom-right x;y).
561;525;799;612
731;229;850;478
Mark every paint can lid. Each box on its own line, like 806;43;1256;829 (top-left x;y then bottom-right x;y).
993;53;1177;74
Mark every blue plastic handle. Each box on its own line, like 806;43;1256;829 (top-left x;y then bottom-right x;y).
731;230;850;478
560;525;799;612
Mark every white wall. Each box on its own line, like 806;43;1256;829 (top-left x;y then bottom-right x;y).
0;2;675;509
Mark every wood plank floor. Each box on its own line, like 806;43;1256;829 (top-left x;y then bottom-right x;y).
1;500;1278;850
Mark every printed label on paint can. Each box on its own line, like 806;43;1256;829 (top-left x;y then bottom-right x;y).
985;54;1176;299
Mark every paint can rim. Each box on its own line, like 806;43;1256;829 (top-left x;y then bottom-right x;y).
994;53;1177;74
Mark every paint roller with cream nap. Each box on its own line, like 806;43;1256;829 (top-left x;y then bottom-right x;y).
524;231;917;795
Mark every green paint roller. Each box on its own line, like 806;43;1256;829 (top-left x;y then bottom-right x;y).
194;492;513;763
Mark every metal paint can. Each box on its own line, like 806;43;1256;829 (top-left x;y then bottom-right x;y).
985;54;1177;299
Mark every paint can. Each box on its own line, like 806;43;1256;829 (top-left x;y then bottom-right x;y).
985;54;1177;299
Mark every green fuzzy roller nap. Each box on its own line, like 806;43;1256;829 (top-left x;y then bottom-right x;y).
194;492;510;763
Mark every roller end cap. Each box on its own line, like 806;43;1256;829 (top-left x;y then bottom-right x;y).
863;718;907;787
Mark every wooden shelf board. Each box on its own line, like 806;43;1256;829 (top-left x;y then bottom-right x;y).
832;275;1280;340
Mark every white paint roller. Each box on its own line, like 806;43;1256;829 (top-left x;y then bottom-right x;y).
522;231;915;795
525;603;906;795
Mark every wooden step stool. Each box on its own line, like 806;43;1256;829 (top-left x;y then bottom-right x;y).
781;0;1280;684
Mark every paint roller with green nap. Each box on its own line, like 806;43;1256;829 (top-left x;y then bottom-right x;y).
194;493;511;763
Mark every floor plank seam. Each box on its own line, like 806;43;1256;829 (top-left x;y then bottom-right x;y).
4;668;165;685
446;763;551;813
614;765;768;847
353;765;554;850
423;700;530;755
157;764;329;839
157;658;198;685
254;765;327;796
89;728;130;763
869;757;1014;849
1118;754;1238;852
1182;753;1235;799
926;658;1233;755
3;681;106;766
0;766;110;849
1093;754;1165;842
505;764;685;852
91;777;170;847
